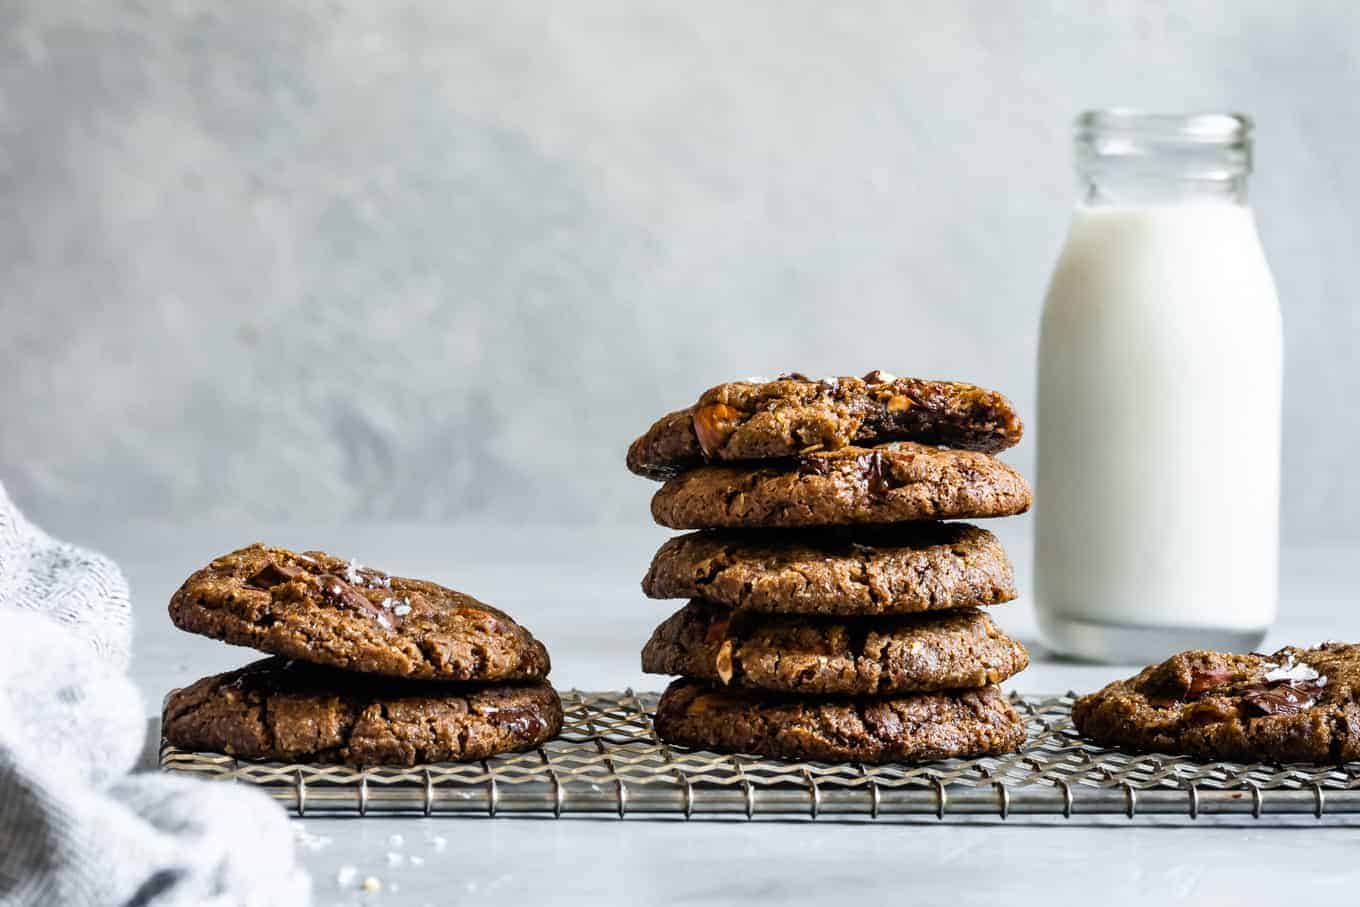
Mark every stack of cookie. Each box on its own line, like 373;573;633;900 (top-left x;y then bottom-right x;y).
628;372;1033;763
162;544;562;766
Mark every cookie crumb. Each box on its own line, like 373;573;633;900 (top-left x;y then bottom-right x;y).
362;876;381;893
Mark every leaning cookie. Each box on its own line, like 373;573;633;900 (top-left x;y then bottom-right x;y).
653;678;1026;764
627;371;1023;479
642;601;1028;695
169;544;550;682
1072;643;1360;763
643;523;1015;615
162;657;563;766
650;442;1032;530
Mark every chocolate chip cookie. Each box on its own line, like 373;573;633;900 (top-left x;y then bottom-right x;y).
163;657;562;765
642;523;1015;615
1072;643;1360;763
169;544;550;682
627;372;1023;480
642;601;1028;695
649;442;1032;530
653;678;1026;763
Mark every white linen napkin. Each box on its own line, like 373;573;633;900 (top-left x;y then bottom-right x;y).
0;483;310;906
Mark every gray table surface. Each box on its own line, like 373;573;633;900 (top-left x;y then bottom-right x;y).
78;518;1359;905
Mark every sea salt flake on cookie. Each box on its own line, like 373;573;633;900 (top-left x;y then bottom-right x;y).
1264;656;1321;684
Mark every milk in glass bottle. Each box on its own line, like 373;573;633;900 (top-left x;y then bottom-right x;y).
1035;111;1282;662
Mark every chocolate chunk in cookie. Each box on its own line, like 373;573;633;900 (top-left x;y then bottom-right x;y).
1072;643;1360;763
627;373;1023;479
642;523;1014;615
653;678;1026;764
163;657;562;765
642;601;1028;695
169;544;550;682
649;442;1031;529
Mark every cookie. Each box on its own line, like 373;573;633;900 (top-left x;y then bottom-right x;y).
642;601;1028;695
627;372;1023;480
1072;644;1360;763
649;442;1032;529
162;657;562;765
642;523;1015;615
653;678;1025;764
169;544;550;682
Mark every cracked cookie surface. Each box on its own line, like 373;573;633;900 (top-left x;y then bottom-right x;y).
642;601;1028;695
649;442;1031;529
1072;644;1360;763
169;544;550;682
627;372;1022;480
162;657;562;765
653;678;1025;763
642;523;1014;615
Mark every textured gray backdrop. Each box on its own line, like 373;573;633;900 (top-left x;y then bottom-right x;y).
2;2;1356;541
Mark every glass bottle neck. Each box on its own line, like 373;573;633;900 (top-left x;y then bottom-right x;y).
1075;110;1253;207
1079;172;1249;206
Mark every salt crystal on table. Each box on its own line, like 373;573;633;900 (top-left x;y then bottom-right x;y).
388;833;404;847
292;824;332;853
431;835;447;851
336;865;357;887
387;852;404;867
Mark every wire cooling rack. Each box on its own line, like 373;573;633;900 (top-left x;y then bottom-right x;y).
159;690;1360;822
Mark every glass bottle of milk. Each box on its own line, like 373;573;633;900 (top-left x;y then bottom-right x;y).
1034;111;1282;662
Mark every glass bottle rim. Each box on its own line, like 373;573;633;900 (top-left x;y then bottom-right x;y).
1075;109;1252;144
